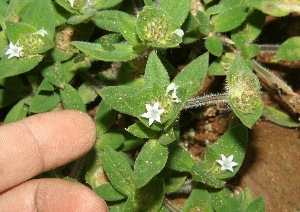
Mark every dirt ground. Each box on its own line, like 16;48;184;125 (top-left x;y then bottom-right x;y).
236;121;300;212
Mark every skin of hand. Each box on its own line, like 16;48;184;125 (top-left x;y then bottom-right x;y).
0;110;108;211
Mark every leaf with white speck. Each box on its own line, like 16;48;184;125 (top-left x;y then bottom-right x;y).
133;139;168;188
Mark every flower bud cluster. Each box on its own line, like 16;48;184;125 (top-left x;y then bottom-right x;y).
227;72;261;114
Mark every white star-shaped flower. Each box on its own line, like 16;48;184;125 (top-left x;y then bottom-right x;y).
35;28;48;37
166;83;179;94
173;29;184;37
166;83;181;103
141;102;165;126
5;42;23;59
68;0;75;7
216;154;238;172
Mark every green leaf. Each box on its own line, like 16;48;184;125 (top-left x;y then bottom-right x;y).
158;127;176;145
68;9;97;25
213;6;248;32
118;11;140;45
118;132;144;152
96;131;125;150
246;197;265;212
245;44;260;59
99;86;149;119
144;51;170;90
133;139;168;188
37;79;54;92
4;100;28;124
0;55;42;78
0;0;8;24
210;187;242;211
93;10;123;32
94;183;126;201
95;101;117;135
242;9;265;44
94;0;123;9
126;122;158;139
77;82;98;104
29;91;61;113
164;171;187;194
227;57;263;128
208;61;226;76
133;179;165;211
0;88;24;108
237;187;255;210
20;0;56;38
205;124;248;180
191;161;225;188
263;106;300;128
95;33;122;51
246;0;290;17
172;52;208;100
159;0;192;26
41;62;67;89
60;84;86;112
166;143;195;172
274;37;300;61
196;11;210;35
136;6;182;48
0;30;7;57
205;36;223;57
181;12;200;33
182;188;214;212
102;146;136;196
71;41;139;62
0;75;29;93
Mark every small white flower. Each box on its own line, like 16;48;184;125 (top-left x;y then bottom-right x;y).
166;83;181;103
173;29;184;37
141;102;165;126
166;83;179;94
171;91;181;103
5;42;23;59
216;154;238;172
35;28;48;37
68;0;75;7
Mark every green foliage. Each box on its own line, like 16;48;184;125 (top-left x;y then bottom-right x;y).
263;106;300;128
166;143;195;172
94;182;126;201
182;188;214;212
274;37;300;61
136;6;183;48
133;139;168;188
102;146;136;196
227;58;263;128
213;6;248;32
3;0;297;210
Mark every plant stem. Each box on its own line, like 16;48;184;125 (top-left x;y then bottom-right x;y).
259;44;280;54
252;59;295;95
184;93;229;110
163;198;181;212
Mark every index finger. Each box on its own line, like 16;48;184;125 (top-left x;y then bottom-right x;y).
0;110;96;193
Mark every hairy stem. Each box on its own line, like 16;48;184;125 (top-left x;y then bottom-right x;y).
259;44;280;54
252;59;295;95
163;198;181;212
184;93;229;110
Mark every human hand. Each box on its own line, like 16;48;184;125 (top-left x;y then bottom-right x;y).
0;110;108;211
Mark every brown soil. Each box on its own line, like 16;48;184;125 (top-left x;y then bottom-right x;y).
236;121;300;212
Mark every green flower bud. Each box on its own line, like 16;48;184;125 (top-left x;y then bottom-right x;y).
136;7;182;48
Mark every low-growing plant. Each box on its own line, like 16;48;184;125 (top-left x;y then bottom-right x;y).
1;0;300;211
